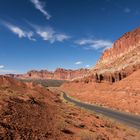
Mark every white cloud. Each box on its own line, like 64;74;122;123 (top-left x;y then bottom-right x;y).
90;40;113;49
36;27;54;42
124;8;131;13
55;34;70;42
75;39;94;45
35;26;69;43
0;64;16;74
0;65;4;69
75;39;113;50
75;61;83;65
4;23;36;41
27;31;36;41
6;23;26;38
86;65;90;68
3;21;69;43
30;0;51;20
0;69;16;74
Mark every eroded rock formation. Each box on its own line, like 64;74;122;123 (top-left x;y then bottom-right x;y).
72;27;140;83
12;68;89;80
90;27;140;83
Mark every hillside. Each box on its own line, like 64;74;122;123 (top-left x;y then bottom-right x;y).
61;26;140;114
61;69;140;114
1;76;139;139
85;27;140;83
6;68;89;81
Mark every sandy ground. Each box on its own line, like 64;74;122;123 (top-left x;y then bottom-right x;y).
0;76;140;139
61;70;140;115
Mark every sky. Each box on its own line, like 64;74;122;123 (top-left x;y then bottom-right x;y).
0;0;140;74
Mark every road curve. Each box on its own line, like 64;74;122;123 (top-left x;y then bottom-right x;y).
63;92;140;130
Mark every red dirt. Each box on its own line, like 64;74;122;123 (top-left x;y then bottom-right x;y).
61;70;140;115
0;76;140;139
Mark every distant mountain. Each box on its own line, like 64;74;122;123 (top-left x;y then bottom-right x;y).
6;68;89;80
6;27;140;83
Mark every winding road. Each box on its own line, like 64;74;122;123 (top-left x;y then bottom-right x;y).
63;92;140;130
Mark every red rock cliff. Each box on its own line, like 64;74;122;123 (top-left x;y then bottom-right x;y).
16;68;89;80
83;26;140;83
95;27;140;69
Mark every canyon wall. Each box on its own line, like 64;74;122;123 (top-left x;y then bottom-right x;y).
78;27;140;83
96;28;140;68
6;27;140;83
93;27;140;83
13;68;89;80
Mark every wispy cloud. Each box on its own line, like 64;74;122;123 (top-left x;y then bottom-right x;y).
2;20;69;43
0;69;16;74
75;39;92;45
30;0;51;20
124;8;131;13
31;24;70;43
85;65;90;68
6;24;26;38
0;65;16;74
75;39;113;51
0;65;4;69
4;22;36;41
55;34;70;42
75;61;83;65
90;40;113;50
26;31;36;41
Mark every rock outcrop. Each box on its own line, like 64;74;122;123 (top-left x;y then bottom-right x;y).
6;27;140;83
89;26;140;83
12;68;89;80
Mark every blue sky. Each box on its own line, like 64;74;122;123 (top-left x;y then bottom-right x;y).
0;0;140;74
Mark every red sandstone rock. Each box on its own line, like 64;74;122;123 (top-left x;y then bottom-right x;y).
9;68;89;80
96;27;140;68
61;69;140;114
6;27;140;83
88;27;140;83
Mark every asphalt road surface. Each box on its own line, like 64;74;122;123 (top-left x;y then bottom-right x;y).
63;92;140;130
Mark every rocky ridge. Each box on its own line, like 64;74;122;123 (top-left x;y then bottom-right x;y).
80;27;140;83
6;68;89;81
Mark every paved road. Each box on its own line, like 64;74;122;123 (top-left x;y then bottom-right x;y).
63;92;140;130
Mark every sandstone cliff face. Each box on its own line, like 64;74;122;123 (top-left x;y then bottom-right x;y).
92;27;140;83
78;27;140;83
96;27;140;68
6;27;140;83
16;68;89;80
